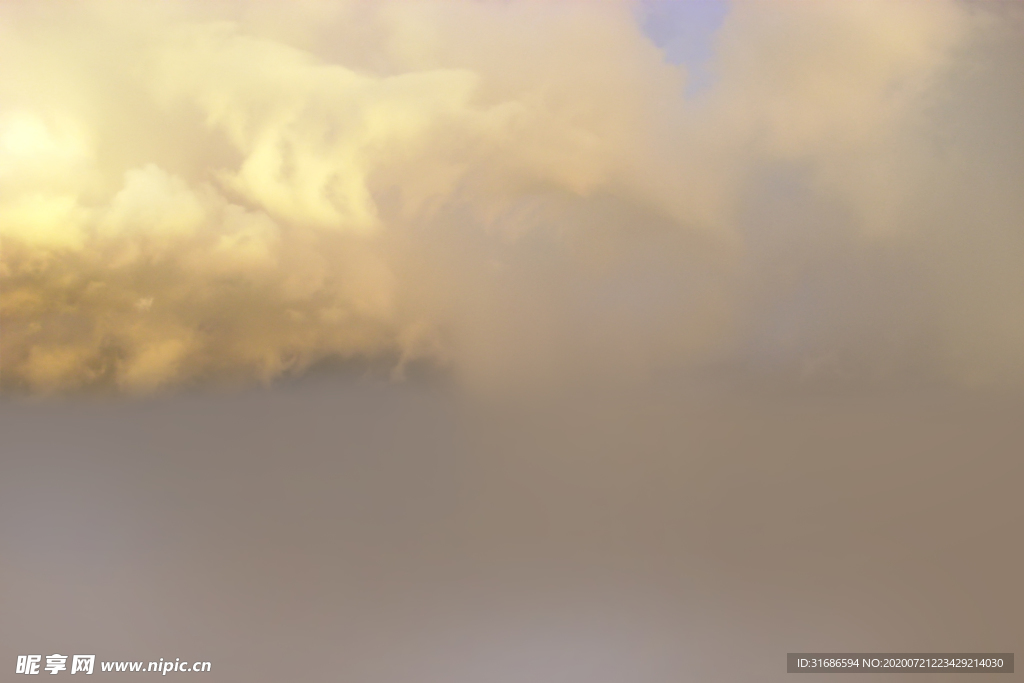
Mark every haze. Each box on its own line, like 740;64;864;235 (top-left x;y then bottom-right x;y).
1;1;1021;681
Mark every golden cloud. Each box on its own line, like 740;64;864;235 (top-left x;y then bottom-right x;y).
1;0;1021;394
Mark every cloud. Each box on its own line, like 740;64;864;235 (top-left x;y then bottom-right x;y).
0;0;1021;394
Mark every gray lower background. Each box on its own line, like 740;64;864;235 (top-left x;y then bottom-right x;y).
1;378;1020;682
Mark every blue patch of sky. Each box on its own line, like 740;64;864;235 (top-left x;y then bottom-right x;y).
637;0;730;98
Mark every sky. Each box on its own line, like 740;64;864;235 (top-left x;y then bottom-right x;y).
1;2;1022;681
